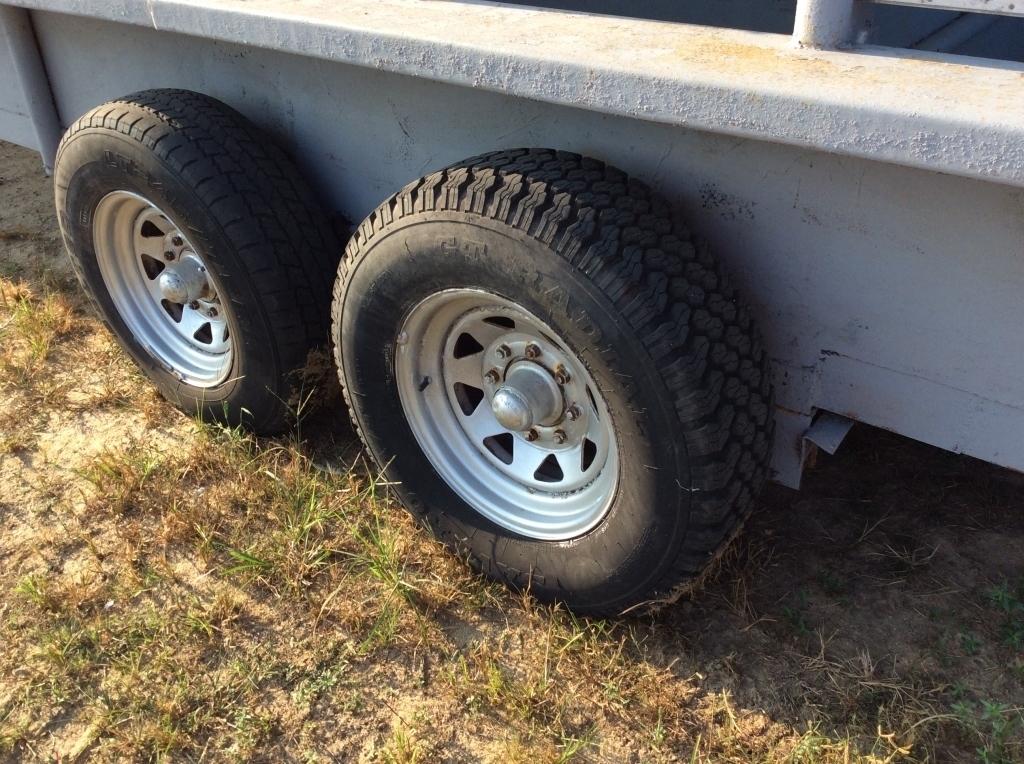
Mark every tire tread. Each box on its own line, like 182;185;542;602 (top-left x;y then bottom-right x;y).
56;89;337;432
333;148;774;611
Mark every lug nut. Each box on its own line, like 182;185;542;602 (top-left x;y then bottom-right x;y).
525;343;541;360
565;405;581;421
208;307;218;317
526;428;539;442
553;429;567;444
484;368;500;384
496;344;511;360
171;235;183;247
189;301;200;309
163;250;175;261
554;365;571;385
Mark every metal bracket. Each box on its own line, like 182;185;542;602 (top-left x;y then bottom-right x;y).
0;5;61;172
804;411;855;455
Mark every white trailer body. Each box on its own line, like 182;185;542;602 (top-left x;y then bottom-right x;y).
1;0;1022;610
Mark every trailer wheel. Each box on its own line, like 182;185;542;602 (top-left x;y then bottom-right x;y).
54;90;337;433
333;149;772;615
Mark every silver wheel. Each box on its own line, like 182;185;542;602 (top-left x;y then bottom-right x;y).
92;191;232;387
396;289;619;540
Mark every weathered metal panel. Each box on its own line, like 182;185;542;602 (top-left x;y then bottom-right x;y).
28;11;1024;486
820;353;1024;468
0;6;61;170
7;0;1024;189
0;7;38;150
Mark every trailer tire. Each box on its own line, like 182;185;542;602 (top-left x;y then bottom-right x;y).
333;149;772;615
54;89;338;433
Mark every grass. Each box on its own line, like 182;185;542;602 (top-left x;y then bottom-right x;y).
2;139;1023;762
987;580;1024;651
0;282;75;360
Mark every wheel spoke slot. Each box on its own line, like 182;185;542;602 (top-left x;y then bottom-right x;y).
483;315;515;329
534;454;564;483
193;322;213;345
139;219;165;238
483;433;514;464
140;253;165;280
582;438;597;471
453;332;484;358
453;382;484;415
161;299;183;322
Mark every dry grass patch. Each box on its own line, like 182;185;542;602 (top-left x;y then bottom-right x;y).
2;139;1022;762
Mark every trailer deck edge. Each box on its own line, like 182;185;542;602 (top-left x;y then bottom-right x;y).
3;0;1023;187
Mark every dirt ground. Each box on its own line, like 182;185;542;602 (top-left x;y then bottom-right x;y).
1;138;1022;763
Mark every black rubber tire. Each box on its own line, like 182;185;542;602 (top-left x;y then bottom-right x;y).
54;89;338;434
333;149;773;616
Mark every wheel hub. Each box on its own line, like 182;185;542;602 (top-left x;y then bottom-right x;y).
157;270;189;304
491;360;563;431
395;288;619;540
157;255;210;304
92;190;233;387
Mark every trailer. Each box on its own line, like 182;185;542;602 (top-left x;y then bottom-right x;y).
1;0;1022;615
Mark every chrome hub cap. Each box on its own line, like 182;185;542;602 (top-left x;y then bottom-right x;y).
157;255;211;304
491;361;562;431
92;191;232;387
396;289;619;540
157;270;190;304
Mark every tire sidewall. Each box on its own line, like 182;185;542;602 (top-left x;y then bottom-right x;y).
340;213;694;611
55;128;283;421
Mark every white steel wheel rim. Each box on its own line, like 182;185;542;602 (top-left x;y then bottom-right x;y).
92;190;233;387
396;289;619;541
